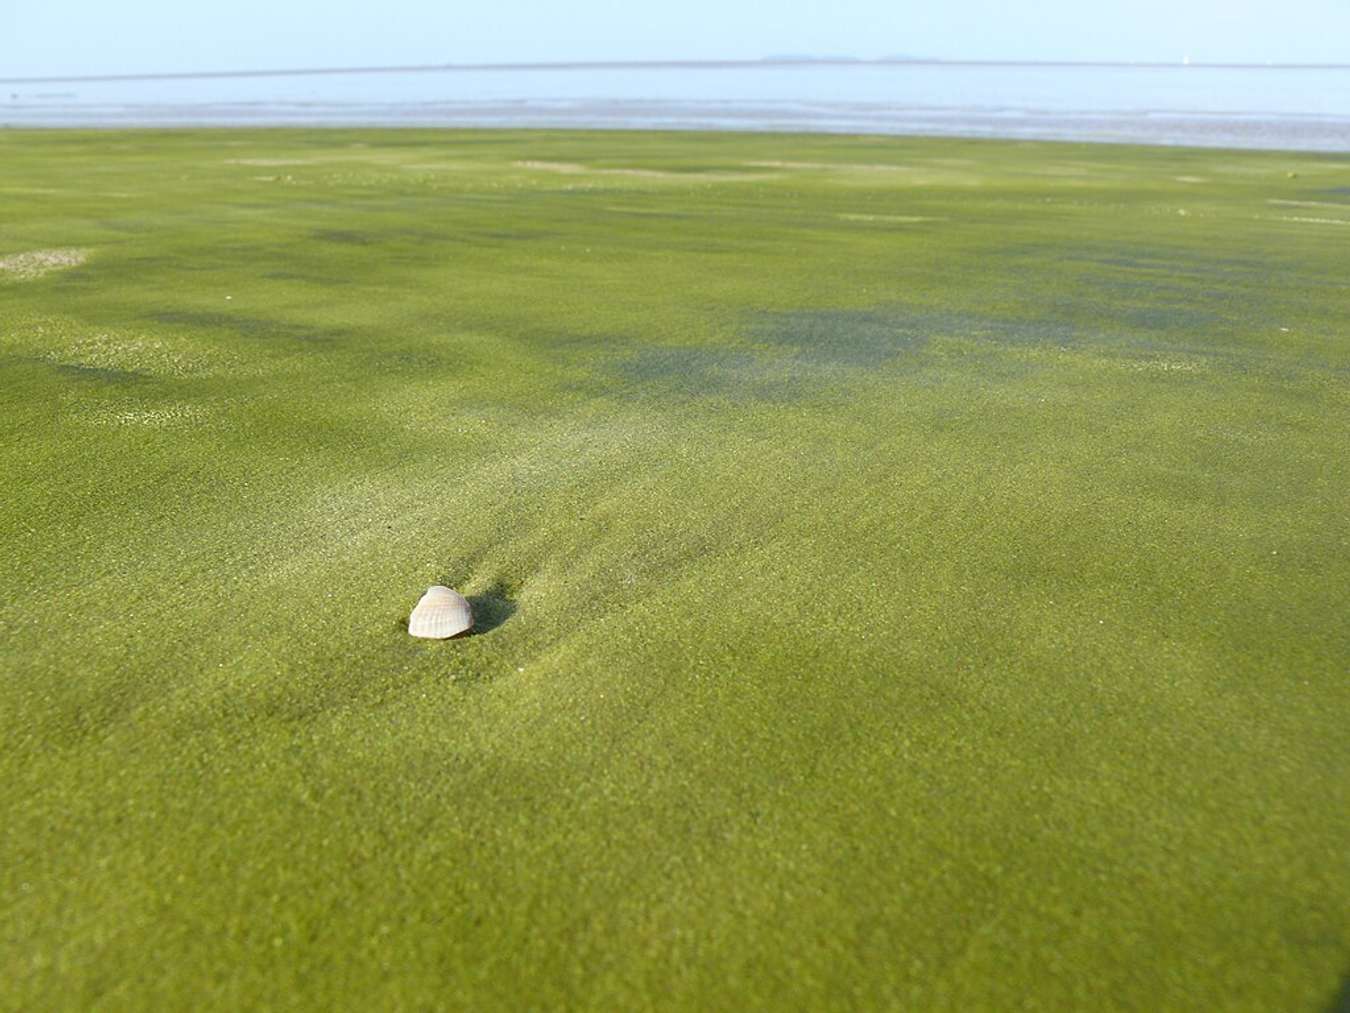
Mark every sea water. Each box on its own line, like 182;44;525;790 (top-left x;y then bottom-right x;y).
5;63;1349;150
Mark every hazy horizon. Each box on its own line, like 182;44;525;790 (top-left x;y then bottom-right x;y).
7;0;1350;80
7;53;1350;87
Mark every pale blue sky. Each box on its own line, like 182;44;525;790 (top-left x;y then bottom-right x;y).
6;0;1349;78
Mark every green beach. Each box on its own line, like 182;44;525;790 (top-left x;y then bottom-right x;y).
1;128;1347;1009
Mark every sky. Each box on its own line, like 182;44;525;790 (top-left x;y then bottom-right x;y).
5;0;1350;79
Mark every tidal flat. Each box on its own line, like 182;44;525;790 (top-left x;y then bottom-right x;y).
1;129;1347;1010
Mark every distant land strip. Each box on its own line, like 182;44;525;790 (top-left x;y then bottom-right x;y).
5;57;1350;86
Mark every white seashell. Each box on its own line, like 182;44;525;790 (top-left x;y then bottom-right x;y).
408;585;473;639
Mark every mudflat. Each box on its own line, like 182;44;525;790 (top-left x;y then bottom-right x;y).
1;128;1347;1010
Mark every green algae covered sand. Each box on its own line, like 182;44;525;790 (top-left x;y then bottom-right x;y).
1;129;1347;1010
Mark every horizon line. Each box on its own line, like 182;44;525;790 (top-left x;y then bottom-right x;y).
5;55;1350;86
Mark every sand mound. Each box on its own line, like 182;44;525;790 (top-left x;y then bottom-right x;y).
0;248;88;280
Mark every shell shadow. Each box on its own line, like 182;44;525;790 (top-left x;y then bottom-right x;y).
393;586;515;639
1326;971;1350;1013
465;583;518;637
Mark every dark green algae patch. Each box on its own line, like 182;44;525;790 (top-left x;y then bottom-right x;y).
1;128;1348;1011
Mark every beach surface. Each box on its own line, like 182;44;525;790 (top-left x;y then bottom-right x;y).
1;129;1347;1009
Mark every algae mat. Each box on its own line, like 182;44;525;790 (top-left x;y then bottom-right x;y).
1;129;1347;1010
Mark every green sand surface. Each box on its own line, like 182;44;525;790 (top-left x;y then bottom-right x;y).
1;129;1348;1010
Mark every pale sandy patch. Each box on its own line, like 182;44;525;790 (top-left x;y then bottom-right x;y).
837;213;941;224
1175;176;1208;183
1128;358;1207;374
224;158;311;166
1276;216;1350;226
744;160;911;172
1038;165;1095;177
1268;198;1350;209
4;315;240;378
1037;345;1209;376
515;160;770;180
514;160;657;177
53;333;228;378
0;248;87;280
603;205;699;217
1209;425;1277;445
84;403;212;428
746;160;984;186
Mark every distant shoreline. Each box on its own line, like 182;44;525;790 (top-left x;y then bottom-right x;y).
7;56;1350;86
6;102;1349;154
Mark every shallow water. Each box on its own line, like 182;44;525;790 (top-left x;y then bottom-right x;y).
6;63;1350;150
